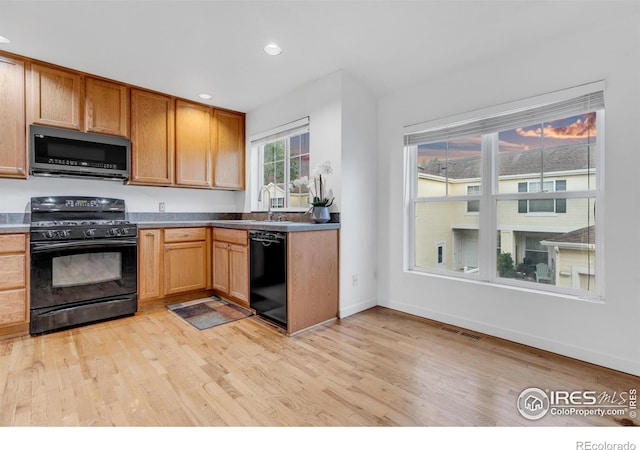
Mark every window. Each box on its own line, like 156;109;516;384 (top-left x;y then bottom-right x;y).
518;180;566;213
467;185;481;213
405;84;603;298
251;118;310;210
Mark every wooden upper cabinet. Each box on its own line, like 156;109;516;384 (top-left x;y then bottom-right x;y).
175;99;211;187
30;63;82;130
85;77;129;137
213;109;245;190
130;88;174;185
0;54;27;178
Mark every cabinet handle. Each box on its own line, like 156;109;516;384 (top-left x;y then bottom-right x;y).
145;232;154;236
165;245;170;251
184;232;189;237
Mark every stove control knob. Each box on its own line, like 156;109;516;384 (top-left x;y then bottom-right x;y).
84;228;96;237
45;230;55;239
60;229;71;238
110;228;121;236
121;227;129;235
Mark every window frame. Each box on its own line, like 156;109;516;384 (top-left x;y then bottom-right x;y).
404;83;605;301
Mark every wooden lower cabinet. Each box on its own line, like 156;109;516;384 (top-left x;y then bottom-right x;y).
135;225;339;335
164;228;211;296
0;233;29;338
138;229;163;302
287;230;339;335
228;244;249;303
212;228;249;308
137;227;211;304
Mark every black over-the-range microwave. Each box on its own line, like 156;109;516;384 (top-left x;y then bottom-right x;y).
29;124;131;181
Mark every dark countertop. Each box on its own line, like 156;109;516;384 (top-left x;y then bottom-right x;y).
136;219;340;232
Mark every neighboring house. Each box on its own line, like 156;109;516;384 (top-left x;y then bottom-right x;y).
261;183;310;209
415;144;596;289
540;226;596;290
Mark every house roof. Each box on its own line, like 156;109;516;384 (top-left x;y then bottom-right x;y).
541;225;595;246
418;145;596;180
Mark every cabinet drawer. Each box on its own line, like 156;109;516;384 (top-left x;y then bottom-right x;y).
0;289;27;325
0;254;25;290
164;227;207;243
0;234;26;253
213;228;247;246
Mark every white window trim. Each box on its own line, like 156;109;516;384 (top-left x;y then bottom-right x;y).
404;83;605;302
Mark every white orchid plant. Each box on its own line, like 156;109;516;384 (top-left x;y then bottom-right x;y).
292;160;334;208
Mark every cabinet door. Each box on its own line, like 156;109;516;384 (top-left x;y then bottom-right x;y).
212;241;229;293
0;254;26;290
30;63;82;130
164;241;208;296
0;290;27;326
138;229;162;302
212;109;245;190
0;55;27;178
130;89;174;185
228;244;249;307
175;99;211;187
0;233;29;331
85;77;129;137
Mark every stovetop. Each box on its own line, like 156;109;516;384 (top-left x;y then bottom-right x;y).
31;220;132;227
29;196;137;241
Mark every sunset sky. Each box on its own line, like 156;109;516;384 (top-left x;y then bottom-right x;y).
417;113;597;163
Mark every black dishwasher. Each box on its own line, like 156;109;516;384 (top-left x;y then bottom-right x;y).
249;230;287;328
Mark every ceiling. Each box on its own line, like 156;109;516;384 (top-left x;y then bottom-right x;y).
0;1;609;113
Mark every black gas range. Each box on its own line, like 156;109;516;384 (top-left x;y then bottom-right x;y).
29;196;138;335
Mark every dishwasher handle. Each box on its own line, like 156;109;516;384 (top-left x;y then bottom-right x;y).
249;231;286;246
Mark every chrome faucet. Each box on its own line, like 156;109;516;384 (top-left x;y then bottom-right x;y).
258;182;274;221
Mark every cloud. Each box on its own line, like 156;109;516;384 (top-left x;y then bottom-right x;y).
516;112;597;140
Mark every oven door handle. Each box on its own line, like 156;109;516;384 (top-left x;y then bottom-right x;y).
31;239;138;253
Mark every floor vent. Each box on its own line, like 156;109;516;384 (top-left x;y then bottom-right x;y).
460;332;481;340
441;326;459;334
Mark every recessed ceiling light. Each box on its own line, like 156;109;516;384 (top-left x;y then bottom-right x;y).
263;43;282;56
0;35;10;44
198;93;212;100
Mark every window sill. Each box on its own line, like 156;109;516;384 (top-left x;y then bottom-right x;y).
406;267;605;304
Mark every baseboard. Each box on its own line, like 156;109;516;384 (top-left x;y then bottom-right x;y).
339;296;377;319
383;298;640;377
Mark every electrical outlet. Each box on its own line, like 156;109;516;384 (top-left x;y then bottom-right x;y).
159;202;165;212
352;274;358;286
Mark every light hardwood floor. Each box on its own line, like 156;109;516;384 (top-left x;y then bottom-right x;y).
0;306;638;426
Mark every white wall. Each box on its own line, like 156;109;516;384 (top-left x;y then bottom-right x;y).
246;70;379;318
340;73;378;317
244;71;343;212
0;176;242;214
377;5;640;375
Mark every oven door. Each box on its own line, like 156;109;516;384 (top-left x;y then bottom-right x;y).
30;238;137;310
